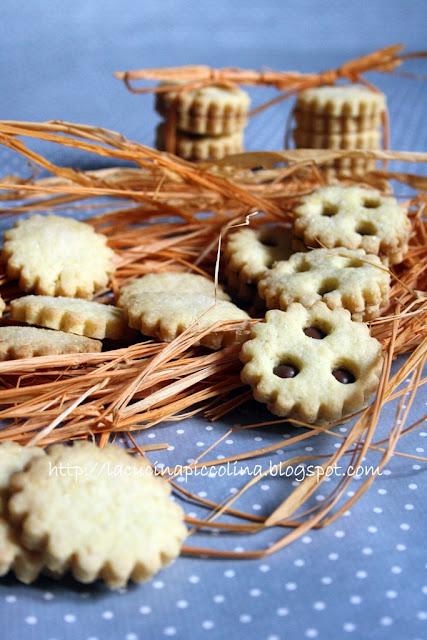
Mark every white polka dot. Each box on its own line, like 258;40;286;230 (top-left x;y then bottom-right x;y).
343;622;356;632
176;429;184;434
408;483;418;490
213;594;225;603
259;564;270;572
313;601;326;611
329;553;339;561
252;504;262;511
285;582;297;591
302;536;312;544
139;606;151;615
25;616;37;625
305;446;313;452
416;447;425;453
239;614;252;623
350;595;362;605
261;484;270;491
404;503;414;510
224;569;235;578
205;425;213;431
382;469;391;476
176;600;188;609
294;558;305;567
64;614;76;623
380;616;393;626
396;543;406;551
268;636;280;640
368;526;378;533
153;581;164;589
202;620;215;630
321;576;332;585
362;547;373;555
400;523;410;530
347;491;355;497
377;488;387;495
373;507;383;514
391;565;402;574
386;590;397;599
5;595;17;603
305;629;318;638
277;607;289;616
413;464;421;470
102;611;114;620
254;436;263;442
422;586;427;595
335;530;345;538
316;494;325;502
189;574;200;583
356;570;368;579
198;491;207;498
417;611;427;620
147;433;156;439
126;634;138;640
225;439;234;445
164;628;176;637
250;588;261;597
229;487;238;494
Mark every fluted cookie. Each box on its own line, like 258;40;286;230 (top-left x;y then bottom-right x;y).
258;248;390;321
223;224;294;302
293;185;410;264
8;442;187;589
294;109;382;134
155;83;250;136
119;272;230;306
240;303;382;423
296;85;386;117
293;129;380;150
11;296;128;340
0;326;101;360
2;215;116;298
156;124;243;161
0;442;45;584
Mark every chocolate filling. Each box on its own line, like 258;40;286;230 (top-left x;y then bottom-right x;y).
332;368;355;384
304;326;326;340
273;364;299;379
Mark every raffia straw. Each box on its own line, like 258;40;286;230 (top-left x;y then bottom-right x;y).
0;119;425;558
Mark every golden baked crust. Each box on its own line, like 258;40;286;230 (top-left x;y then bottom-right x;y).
0;326;102;360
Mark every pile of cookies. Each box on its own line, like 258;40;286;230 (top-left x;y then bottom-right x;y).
0;441;186;587
155;83;250;160
292;85;386;177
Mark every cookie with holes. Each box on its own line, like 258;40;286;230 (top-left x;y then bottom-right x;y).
258;248;390;321
223;225;294;302
240;303;382;423
293;185;410;265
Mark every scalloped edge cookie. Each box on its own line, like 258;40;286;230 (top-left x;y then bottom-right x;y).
293;109;382;134
0;326;102;360
293;129;380;150
11;295;128;340
240;303;383;423
156;124;243;160
296;85;386;117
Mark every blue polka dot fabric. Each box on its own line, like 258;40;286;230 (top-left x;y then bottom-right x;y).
0;2;426;638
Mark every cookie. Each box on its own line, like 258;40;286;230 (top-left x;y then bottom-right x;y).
11;296;128;340
2;215;116;298
296;85;386;117
156;124;243;161
0;326;102;360
223;224;294;302
293;109;382;134
293;129;380;150
120;291;249;350
8;442;187;588
0;296;5;318
155;83;250;135
119;272;230;306
0;442;45;584
258;248;390;321
240;303;382;423
293;185;411;265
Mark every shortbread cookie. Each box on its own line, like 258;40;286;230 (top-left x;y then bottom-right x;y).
293;129;380;150
119;272;230;307
294;109;382;134
0;442;45;584
2;215;116;297
258;248;390;321
8;442;187;588
0;326;101;360
240;303;382;423
296;85;386;117
293;185;410;264
120;291;249;350
0;296;5;318
155;83;250;135
223;225;294;302
11;296;128;340
156;124;243;161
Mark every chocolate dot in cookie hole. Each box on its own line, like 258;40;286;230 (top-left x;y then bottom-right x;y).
318;278;339;296
321;202;339;217
357;221;377;236
362;197;381;209
303;326;326;340
332;367;356;384
273;363;299;379
260;236;277;248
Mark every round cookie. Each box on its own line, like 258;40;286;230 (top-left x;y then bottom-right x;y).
223;224;294;302
258;248;390;321
8;442;187;589
240;303;383;423
11;296;128;340
295;85;386;117
0;326;101;360
293;109;382;134
119;272;230;306
293;129;380;150
2;215;116;298
0;442;45;584
156;124;243;161
155;83;250;136
293;185;411;265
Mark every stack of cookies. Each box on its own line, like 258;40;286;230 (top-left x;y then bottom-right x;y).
292;85;386;177
155;83;250;161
